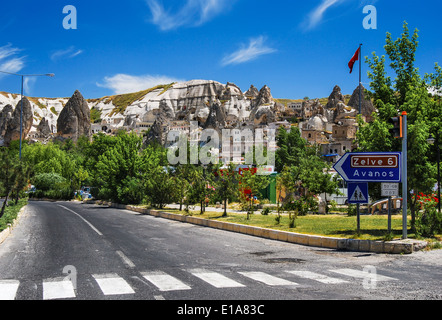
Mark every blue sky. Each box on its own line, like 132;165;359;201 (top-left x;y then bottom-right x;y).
0;0;440;100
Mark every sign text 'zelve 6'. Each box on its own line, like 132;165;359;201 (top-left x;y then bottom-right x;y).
333;152;402;183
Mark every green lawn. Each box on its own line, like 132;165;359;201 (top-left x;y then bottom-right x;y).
0;199;28;232
164;209;412;241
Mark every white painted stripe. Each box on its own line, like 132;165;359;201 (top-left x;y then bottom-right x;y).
116;250;136;269
0;280;20;300
190;269;245;288
330;268;397;282
142;272;191;292
93;274;135;295
287;271;349;284
239;272;298;286
58;205;103;236
43;279;76;300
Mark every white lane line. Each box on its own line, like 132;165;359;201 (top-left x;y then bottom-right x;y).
189;269;245;288
238;272;298;286
93;274;135;296
0;280;20;300
142;271;191;292
116;250;136;269
330;268;398;282
57;205;103;236
287;271;349;284
43;279;76;300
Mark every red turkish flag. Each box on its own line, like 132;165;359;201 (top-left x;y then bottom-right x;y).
348;47;360;74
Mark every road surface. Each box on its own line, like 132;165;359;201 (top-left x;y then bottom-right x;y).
0;201;441;303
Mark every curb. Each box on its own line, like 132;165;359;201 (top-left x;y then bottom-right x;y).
0;206;27;245
93;201;427;255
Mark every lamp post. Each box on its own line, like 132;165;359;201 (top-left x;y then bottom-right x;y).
0;71;54;159
427;130;441;214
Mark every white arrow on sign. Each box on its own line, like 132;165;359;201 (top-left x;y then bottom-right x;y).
333;153;351;181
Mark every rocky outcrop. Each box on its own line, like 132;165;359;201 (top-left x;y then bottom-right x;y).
203;99;227;131
36;117;52;139
4;98;33;145
57;90;91;141
245;85;259;99
325;85;345;110
0;104;13;137
347;85;375;122
253;85;273;107
250;105;277;126
143;99;174;146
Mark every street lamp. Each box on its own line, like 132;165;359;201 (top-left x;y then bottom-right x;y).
0;70;54;159
427;131;441;214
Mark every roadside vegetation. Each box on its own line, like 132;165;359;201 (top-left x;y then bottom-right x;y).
0;22;441;243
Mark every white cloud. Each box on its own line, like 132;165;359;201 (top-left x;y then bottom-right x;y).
0;44;25;75
221;36;276;66
304;0;344;30
51;46;83;61
23;77;37;96
97;73;184;95
146;0;232;31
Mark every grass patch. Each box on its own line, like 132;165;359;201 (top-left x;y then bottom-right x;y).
0;198;28;232
107;83;175;116
162;209;412;241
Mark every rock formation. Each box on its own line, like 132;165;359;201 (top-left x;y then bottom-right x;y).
253;85;273;107
57;90;91;141
347;85;375;122
203;99;227;132
143;99;174;146
250;105;277;126
325;85;345;110
36;117;52;139
0;104;13;137
4;98;33;145
244;85;259;99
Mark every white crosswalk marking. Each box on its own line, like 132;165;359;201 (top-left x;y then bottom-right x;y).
92;274;135;295
142;271;191;292
238;272;298;286
0;280;20;300
189;269;245;288
330;268;398;282
43;279;76;300
287;271;349;284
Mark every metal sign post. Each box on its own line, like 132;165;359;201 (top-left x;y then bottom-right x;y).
402;112;408;239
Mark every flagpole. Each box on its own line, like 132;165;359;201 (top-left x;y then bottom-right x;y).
359;43;362;115
357;43;362;234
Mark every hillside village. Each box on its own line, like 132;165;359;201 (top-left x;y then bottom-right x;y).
0;80;375;165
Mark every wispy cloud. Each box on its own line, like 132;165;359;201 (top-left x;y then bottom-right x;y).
0;43;25;75
221;36;276;67
146;0;233;31
23;77;37;96
97;73;184;95
51;46;83;61
304;0;345;30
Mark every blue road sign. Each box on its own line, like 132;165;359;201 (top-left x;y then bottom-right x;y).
348;183;369;204
333;152;402;183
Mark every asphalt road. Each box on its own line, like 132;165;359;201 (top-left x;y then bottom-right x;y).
0;201;441;303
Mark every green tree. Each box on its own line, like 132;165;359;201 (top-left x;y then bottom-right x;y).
94;131;145;203
239;168;269;220
215;163;239;217
358;21;439;231
0;149;17;218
